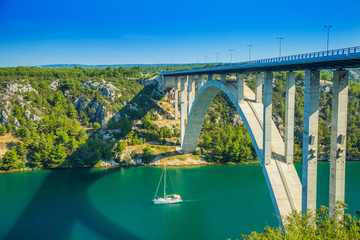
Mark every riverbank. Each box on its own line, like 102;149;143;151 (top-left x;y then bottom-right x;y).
1;158;360;174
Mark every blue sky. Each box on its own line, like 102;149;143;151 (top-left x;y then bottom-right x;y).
0;0;360;66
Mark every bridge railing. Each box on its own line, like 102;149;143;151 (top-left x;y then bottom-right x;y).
162;46;360;75
223;46;360;67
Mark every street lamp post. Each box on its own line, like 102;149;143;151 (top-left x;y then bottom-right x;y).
215;52;219;64
228;49;234;63
247;45;253;61
171;55;174;70
324;25;333;51
277;37;284;57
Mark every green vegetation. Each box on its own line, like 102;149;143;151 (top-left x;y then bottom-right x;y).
0;66;147;170
1;65;360;171
142;146;156;164
242;202;360;239
199;92;256;163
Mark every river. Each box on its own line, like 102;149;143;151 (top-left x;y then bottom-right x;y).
0;163;359;240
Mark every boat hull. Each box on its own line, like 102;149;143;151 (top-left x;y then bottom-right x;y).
153;198;182;204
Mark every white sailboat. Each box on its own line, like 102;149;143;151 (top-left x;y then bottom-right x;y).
153;163;182;204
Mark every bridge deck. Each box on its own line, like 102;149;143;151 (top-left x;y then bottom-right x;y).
162;46;360;76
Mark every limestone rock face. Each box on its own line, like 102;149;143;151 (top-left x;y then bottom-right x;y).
1;109;10;125
0;101;11;125
232;114;243;125
83;81;100;89
83;81;121;100
6;83;38;94
31;112;42;123
95;106;106;125
101;82;121;99
48;79;60;90
94;129;121;141
14;118;20;130
72;96;112;127
23;108;42;123
90;101;100;111
24;109;31;119
73;97;90;111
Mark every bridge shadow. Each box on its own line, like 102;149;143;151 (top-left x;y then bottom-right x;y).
4;168;144;240
4;82;167;239
272;152;286;164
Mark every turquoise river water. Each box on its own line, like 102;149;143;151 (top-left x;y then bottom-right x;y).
0;163;359;240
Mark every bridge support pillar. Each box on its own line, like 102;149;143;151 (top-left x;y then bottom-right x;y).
237;73;244;103
188;75;195;115
197;75;204;92
263;72;273;165
208;74;213;81
302;70;320;213
174;76;179;120
220;74;226;84
180;76;188;147
329;69;349;217
255;73;263;103
285;72;295;164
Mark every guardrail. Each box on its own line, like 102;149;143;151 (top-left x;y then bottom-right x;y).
242;46;360;65
163;46;360;74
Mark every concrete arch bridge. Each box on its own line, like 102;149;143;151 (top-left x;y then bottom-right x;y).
157;46;360;224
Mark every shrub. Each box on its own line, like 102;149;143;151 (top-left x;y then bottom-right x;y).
142;146;156;164
242;202;360;239
93;122;101;130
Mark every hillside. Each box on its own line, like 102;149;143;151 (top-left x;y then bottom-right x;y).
0;67;209;171
1;67;360;172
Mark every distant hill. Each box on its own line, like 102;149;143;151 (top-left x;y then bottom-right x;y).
37;63;207;69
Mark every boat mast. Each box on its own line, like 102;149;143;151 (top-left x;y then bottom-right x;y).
164;163;166;198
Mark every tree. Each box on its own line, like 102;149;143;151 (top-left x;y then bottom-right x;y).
242;202;360;240
142;114;152;129
93;122;101;130
90;149;102;164
46;144;67;168
16;142;27;163
0;149;20;170
102;145;113;160
67;104;78;119
115;140;127;157
142;146;156;164
0;126;7;136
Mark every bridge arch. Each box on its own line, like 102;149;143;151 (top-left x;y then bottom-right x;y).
182;80;302;223
182;80;262;162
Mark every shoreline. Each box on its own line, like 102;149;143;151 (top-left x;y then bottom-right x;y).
1;159;360;175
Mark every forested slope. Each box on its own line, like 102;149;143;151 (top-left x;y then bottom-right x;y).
0;67;157;170
0;67;359;171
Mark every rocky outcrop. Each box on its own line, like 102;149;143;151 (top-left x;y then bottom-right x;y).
72;96;113;127
14;118;20;130
83;81;100;89
128;103;138;112
232;114;243;125
6;83;38;94
24;108;42;123
48;79;60;90
24;109;31;119
73;97;91;111
93;129;121;143
0;101;11;125
89;101;113;126
83;81;121;100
